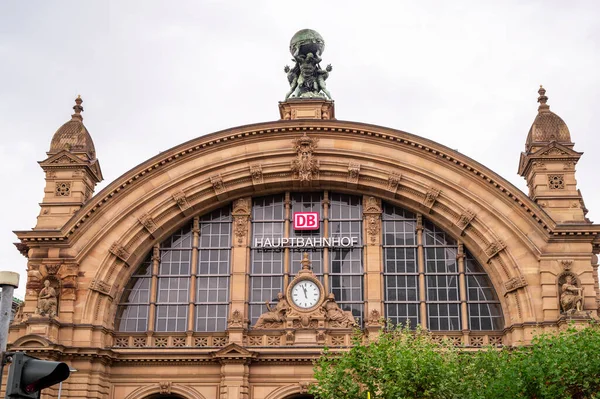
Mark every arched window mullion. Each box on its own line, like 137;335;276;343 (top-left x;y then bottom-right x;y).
457;242;469;332
148;243;160;333
416;214;427;328
188;217;200;333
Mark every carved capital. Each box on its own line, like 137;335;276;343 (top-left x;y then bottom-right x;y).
485;240;506;259
387;172;401;192
210;175;226;195
109;242;131;262
138;213;157;234
456;209;476;233
172;190;190;212
347;162;360;185
250;164;264;185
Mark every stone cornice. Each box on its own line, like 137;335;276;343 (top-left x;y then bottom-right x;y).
13;120;600;247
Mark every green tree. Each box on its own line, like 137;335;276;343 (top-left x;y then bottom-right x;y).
310;323;600;399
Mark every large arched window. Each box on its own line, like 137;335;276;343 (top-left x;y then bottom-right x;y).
116;206;232;332
382;202;503;331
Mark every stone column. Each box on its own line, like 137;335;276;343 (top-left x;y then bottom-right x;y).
363;196;383;336
229;198;251;344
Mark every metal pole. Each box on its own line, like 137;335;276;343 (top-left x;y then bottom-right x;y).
0;272;19;353
58;381;62;398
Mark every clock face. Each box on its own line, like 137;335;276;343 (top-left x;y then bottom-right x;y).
291;280;321;309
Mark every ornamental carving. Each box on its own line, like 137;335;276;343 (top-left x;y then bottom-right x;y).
291;133;319;182
541;147;569;156
138;213;157;234
254;293;289;329
366;308;383;327
504;275;527;293
387;172;401;192
55;182;71;196
363;196;382;245
228;309;245;329
109;242;131;262
44;264;61;275
90;278;113;298
456;209;475;233
250;164;264;185
485;240;506;259
548;174;565;190
347;162;360;184
210;175;226;195
172;190;190;211
159;381;172;394
560;259;573;271
232;198;251;246
423;187;440;210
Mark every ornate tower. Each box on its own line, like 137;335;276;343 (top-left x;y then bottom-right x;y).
518;86;588;223
35;96;103;229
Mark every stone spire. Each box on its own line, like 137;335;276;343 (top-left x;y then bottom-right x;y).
35;96;103;229
518;86;588;223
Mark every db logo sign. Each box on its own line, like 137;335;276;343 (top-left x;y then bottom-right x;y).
293;212;320;230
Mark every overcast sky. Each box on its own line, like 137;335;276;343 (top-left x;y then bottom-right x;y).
1;1;599;298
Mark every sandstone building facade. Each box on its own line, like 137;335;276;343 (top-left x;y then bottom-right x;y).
8;89;600;398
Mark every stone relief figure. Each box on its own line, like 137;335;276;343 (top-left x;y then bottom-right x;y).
560;275;584;313
284;29;333;100
35;280;58;318
323;293;357;328
254;293;289;329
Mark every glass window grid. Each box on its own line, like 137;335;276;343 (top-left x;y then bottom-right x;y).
328;195;364;324
465;254;503;331
382;206;419;328
196;213;232;332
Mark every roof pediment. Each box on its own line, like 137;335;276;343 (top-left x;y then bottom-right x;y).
211;343;256;361
519;141;582;176
38;150;103;182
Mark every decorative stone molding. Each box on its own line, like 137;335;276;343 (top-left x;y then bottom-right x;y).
456;209;476;234
89;278;113;298
347;162;360;185
366;308;383;327
363;196;382;245
172;190;190;212
485;240;506;259
151;246;160;262
232;198;251;246
423;187;440;211
548;174;565;190
55;182;71;197
250;164;264;185
44;264;61;275
387;172;401;193
159;382;172;394
504;275;527;293
210;175;226;195
560;259;573;271
228;309;245;329
138;213;157;235
109;242;131;262
291;133;319;182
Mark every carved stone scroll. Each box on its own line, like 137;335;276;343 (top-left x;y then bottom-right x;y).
89;278;113;298
250;164;264;186
159;381;172;395
387;173;401;193
109;242;131;262
347;163;360;185
210;175;226;195
485;240;506;259
172;190;190;212
423;187;440;212
456;209;475;234
504;275;527;293
138;213;157;234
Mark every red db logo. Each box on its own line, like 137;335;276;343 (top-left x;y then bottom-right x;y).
293;212;320;230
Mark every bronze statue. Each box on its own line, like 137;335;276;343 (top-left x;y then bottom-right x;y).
284;29;333;100
255;293;288;328
35;280;58;317
560;275;584;313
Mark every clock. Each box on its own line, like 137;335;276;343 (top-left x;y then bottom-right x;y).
290;279;321;309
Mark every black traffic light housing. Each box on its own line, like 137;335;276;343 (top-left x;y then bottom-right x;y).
5;352;70;398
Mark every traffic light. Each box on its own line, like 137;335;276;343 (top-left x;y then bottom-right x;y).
5;352;70;398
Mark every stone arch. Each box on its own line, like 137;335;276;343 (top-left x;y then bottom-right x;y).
264;384;312;399
66;121;548;328
11;334;52;349
123;384;206;399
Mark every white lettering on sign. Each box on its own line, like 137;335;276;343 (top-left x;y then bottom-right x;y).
254;236;359;249
293;212;320;230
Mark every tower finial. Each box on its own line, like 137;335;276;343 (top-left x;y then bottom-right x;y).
537;85;549;112
72;95;84;120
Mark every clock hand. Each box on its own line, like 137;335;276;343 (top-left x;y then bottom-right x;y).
302;285;307;298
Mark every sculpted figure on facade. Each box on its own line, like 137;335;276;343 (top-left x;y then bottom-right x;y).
254;293;289;329
560;275;584;313
35;280;58;318
323;293;357;328
284;29;333;100
291;133;319;182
